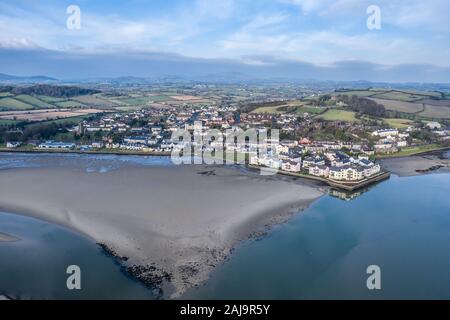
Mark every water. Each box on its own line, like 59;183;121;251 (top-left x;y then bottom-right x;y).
185;173;450;299
1;152;450;299
0;212;155;299
0;152;173;172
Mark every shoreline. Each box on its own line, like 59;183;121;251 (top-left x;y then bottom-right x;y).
0;161;324;298
0;232;20;242
380;148;450;177
0;147;171;157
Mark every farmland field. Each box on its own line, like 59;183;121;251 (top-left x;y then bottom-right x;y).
0;97;33;110
317;109;359;122
383;118;415;129
37;95;67;103
370;91;426;102
14;94;55;109
148;95;172;102
0;108;103;122
418;105;450;119
369;98;424;113
55;100;87;108
297;106;327;114
73;94;119;108
332;90;383;97
0;118;20;125
333;89;443;102
251;105;286;114
169;95;199;101
416;99;450;106
116;96;155;105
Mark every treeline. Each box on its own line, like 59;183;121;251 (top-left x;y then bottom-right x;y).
240;100;287;113
0;122;66;143
0;84;100;97
336;95;386;117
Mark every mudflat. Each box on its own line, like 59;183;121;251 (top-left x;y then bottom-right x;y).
0;163;324;297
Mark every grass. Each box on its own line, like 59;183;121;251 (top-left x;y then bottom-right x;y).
0;97;33;110
418;105;450;119
383;118;415;129
55;100;87;108
14;94;55;109
72;94;119;108
117;96;154;105
317;109;359;122
371;91;426;102
116;95;171;106
332;90;383;97
0;119;21;125
149;95;172;102
29;114;95;126
334;89;443;102
297;106;327;115
252;106;285;114
369;98;424;114
37;95;67;103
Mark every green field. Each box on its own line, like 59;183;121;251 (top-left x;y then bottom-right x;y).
371;91;427;102
37;95;67;103
317;109;359;122
383;118;415;129
418;105;450;119
0;119;21;125
252;105;286;114
332;90;383;97
14;94;55;109
369;98;424;113
334;89;443;103
117;96;155;105
73;94;119;108
297;106;327;115
55;100;87;108
0;97;33;110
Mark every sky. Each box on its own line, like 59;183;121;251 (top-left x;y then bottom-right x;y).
1;0;450;82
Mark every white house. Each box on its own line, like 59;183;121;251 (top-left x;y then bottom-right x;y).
372;129;399;138
6;141;22;148
281;160;301;173
309;165;330;178
329;166;364;181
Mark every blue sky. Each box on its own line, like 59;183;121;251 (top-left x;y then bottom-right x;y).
1;0;450;81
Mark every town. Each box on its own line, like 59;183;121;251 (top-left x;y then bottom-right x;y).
0;84;449;188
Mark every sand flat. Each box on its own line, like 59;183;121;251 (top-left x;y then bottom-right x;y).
381;153;450;177
0;232;19;242
0;164;324;297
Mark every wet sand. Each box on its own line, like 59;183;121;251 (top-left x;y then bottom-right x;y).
0;232;19;242
381;150;450;177
0;164;324;297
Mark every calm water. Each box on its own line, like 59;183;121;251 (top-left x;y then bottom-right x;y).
1;152;450;299
185;173;450;299
0;212;154;299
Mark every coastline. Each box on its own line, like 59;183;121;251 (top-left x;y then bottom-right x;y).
0;232;19;242
0;161;324;298
380;148;450;177
0;147;171;157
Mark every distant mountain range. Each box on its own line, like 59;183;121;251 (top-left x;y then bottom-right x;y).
1;72;450;93
0;73;57;83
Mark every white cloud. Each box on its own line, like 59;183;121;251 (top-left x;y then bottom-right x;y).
218;29;450;66
0;37;40;49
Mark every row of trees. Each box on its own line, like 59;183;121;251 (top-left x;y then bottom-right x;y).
0;84;100;98
336;95;386;117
